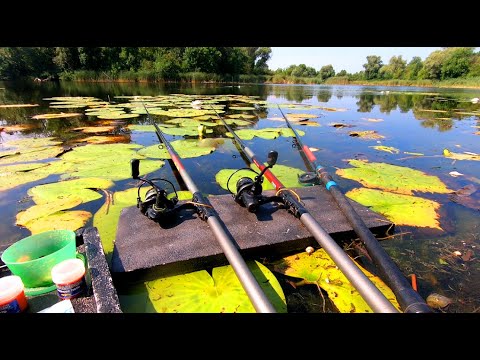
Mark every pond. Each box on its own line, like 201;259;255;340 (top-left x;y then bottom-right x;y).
1;80;479;313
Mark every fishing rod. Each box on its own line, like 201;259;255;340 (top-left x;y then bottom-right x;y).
211;107;398;313
133;103;277;313
276;105;432;313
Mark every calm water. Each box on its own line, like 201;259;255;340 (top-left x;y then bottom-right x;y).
1;81;479;313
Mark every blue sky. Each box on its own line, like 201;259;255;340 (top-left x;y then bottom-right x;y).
268;47;443;73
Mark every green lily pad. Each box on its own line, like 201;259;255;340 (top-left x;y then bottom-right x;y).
336;160;452;195
16;195;83;226
167;190;193;201
24;210;92;235
28;177;114;205
286;113;319;119
145;261;287;313
75;135;130;144
4;137;63;148
271;248;400;313
225;127;304;140
220;119;252;126
215;164;305;192
165;118;218;127
94;187;150;263
97;113;140;120
346;187;442;230
61;143;143;162
73;126;115;133
0;146;65;165
32;113;83;120
0;163;52;191
137;139;215;159
127;124;177;132
226;114;256;119
159;126;213;137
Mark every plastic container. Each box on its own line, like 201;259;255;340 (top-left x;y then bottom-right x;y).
1;230;77;289
0;275;28;313
51;258;86;300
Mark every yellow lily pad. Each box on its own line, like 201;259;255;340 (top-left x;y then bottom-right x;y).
16;195;83;226
0;163;51;191
23;210;92;235
0;104;39;108
137;139;215;159
0;146;65;165
443;148;480;161
349;130;385;140
73;126;115;133
74;135;130;144
31;113;83;120
271;248;400;313
370;145;400;154
345;187;442;230
336;160;452;195
146;261;286;313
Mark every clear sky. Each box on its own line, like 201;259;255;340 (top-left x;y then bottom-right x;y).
268;47;443;73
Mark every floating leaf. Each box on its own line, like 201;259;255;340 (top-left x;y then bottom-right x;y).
5;137;63;148
1;124;37;132
329;123;354;128
94;187;149;262
336;160;452;195
61;143;142;162
0;146;65;165
0;163;51;191
286;113;319;119
229;106;256;111
73;126;115;133
404;151;424;156
349;130;385;140
319;106;347;112
137;139;215;159
16;195;83;226
226;114;256;119
23;210;92;235
0;104;39;108
146;261;286;313
225;127;304;140
165;118;217;127
74;135;130;144
167;190;193;201
28;177;114;205
31;113;82;120
345;188;442;230
443;148;480;161
219;118;252;126
271;248;400;313
370;146;400;154
97;113;139;119
215;164;305;192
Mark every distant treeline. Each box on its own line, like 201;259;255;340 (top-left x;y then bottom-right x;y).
271;48;480;85
0;47;272;81
1;47;479;87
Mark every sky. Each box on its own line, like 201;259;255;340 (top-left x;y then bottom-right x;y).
267;47;443;73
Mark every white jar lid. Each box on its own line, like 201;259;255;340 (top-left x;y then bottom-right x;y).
51;258;85;285
0;275;24;304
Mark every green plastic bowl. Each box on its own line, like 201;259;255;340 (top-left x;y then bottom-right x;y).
1;230;77;289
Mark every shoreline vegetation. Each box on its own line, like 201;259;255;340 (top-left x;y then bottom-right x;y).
1;47;480;89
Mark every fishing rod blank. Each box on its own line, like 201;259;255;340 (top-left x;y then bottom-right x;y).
276;105;431;313
212;106;398;313
140;104;277;313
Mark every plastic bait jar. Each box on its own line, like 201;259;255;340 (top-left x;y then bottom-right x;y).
51;258;86;300
0;275;28;313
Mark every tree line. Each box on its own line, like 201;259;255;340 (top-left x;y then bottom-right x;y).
0;47;479;84
273;48;480;82
0;47;272;80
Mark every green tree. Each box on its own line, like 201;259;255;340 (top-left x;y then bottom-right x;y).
419;50;446;79
441;47;474;79
404;56;423;80
53;47;80;72
319;64;335;80
241;47;272;74
380;56;406;79
363;55;383;80
337;69;347;77
183;47;222;73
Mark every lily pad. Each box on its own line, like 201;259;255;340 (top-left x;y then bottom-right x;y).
443;149;480;161
137;139;215;159
370;146;400;154
271;248;400;313
336;160;452;195
97;113;139;120
349;130;385;140
165;118;218;127
225;127;304;140
229;106;256;111
145;261;287;313
1;125;37;133
23;210;92;235
286;113;319;119
0;163;51;191
5;137;63;148
16;195;83;226
74;135;130;144
215;164;305;192
28;177;114;205
219;119;252;126
31;113;83;120
94;187;150;262
345;188;442;230
0;104;39;108
0;146;65;165
226;114;256;119
73;126;115;134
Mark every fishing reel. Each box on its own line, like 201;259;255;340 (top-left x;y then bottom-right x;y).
131;159;179;223
227;151;278;213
